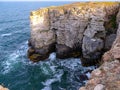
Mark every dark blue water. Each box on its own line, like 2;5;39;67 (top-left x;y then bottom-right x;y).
0;2;95;90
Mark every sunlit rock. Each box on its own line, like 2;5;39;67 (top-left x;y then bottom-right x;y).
28;2;120;65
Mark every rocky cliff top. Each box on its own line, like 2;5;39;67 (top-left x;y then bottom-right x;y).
80;3;120;90
28;2;120;64
31;2;119;15
28;2;120;90
30;2;119;26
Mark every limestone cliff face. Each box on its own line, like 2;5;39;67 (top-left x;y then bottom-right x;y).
28;2;119;64
103;9;120;62
80;8;120;90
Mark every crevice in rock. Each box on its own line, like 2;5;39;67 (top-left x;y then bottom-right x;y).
104;14;118;36
28;2;120;66
103;11;119;52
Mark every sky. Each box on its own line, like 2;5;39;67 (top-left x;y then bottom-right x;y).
0;0;119;1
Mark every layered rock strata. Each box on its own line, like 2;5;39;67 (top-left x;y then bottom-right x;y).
28;2;119;65
80;8;120;90
103;19;120;61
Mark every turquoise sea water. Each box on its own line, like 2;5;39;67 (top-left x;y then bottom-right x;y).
0;2;95;90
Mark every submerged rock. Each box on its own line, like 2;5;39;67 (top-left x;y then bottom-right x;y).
28;2;119;65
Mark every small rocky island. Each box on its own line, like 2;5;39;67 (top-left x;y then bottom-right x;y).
28;2;120;90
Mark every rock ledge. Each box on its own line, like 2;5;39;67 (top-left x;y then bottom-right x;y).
28;2;120;65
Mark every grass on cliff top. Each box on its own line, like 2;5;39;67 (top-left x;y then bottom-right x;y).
30;2;120;16
51;2;119;9
31;2;120;16
47;2;119;9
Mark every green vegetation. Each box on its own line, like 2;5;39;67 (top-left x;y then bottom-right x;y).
111;15;117;28
29;53;41;62
105;14;117;35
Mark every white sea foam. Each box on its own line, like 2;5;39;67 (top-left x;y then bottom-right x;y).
41;86;51;90
59;58;81;70
1;33;12;37
1;41;28;74
2;52;19;74
42;70;63;90
86;72;91;79
42;78;61;90
83;80;87;84
48;52;56;61
1;38;95;90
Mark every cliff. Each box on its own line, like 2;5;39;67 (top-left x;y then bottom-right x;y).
28;2;119;65
28;2;120;90
80;5;120;90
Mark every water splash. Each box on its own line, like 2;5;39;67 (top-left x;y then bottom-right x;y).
42;68;63;90
48;53;56;61
0;41;95;90
1;41;28;74
1;33;12;37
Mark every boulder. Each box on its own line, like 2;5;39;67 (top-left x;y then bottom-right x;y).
94;84;105;90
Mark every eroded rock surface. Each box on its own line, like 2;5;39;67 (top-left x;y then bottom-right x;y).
80;8;120;90
28;2;119;64
102;8;120;62
80;60;120;90
28;2;120;90
105;34;116;50
103;14;120;61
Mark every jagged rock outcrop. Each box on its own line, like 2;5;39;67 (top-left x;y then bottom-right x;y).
80;60;120;90
103;10;120;61
80;8;120;90
103;34;120;62
28;2;119;65
105;34;116;50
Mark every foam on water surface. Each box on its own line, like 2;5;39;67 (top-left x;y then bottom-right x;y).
0;2;96;90
1;41;28;74
1;33;12;37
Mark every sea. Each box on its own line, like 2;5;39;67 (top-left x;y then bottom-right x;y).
0;2;95;90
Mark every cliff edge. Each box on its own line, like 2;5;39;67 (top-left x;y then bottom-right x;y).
28;2;120;90
80;6;120;90
28;2;119;66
